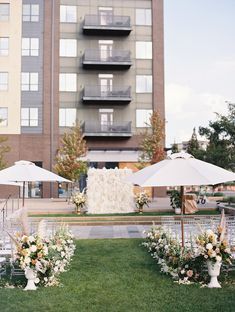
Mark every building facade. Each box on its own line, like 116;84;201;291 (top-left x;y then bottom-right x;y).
0;0;164;198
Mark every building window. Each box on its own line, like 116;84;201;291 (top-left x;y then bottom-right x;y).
22;38;39;56
21;108;38;126
59;73;77;92
0;72;8;91
136;75;152;93
22;4;39;22
0;3;9;21
136;109;152;127
136;42;152;59
0;37;9;56
60;39;77;57
60;5;76;23
0;107;8;126
59;108;76;127
21;72;39;91
98;7;113;25
136;9;152;25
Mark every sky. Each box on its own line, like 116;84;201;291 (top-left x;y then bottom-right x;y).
164;0;235;146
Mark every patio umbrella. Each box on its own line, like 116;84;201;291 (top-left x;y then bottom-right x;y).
0;160;71;206
128;152;235;246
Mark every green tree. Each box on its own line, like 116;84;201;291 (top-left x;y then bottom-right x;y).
186;127;205;159
171;142;179;154
138;111;165;167
199;103;235;169
54;124;88;182
0;136;10;169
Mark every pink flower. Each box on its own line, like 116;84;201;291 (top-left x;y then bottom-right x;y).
186;270;193;278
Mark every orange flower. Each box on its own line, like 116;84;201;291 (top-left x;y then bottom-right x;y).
31;259;37;265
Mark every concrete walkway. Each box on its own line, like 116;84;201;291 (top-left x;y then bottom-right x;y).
70;224;151;239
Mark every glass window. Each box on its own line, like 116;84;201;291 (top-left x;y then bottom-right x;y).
22;4;39;22
60;39;77;57
59;108;76;127
21;72;38;91
136;75;152;93
21;108;38;127
136;109;152;127
0;37;8;56
22;38;39;56
0;107;8;126
0;3;9;21
60;5;76;23
0;72;8;90
136;42;152;59
136;9;152;26
59;73;77;92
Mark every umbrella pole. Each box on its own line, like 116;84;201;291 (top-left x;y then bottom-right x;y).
180;186;185;248
22;181;25;207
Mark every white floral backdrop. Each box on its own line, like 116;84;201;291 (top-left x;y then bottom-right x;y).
86;168;135;214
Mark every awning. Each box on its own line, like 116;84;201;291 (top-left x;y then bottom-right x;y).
80;150;139;162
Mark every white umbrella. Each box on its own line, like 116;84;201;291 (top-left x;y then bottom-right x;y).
128;152;235;187
128;152;235;246
0;160;71;206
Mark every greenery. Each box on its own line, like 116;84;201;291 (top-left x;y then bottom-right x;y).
0;239;234;312
0;135;10;169
138;111;165;168
199;102;235;169
29;210;221;218
54;124;87;182
170;190;182;210
186;127;205;159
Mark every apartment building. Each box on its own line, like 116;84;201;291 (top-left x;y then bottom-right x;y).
0;0;164;198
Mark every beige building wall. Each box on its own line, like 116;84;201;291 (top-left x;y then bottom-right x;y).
0;0;22;134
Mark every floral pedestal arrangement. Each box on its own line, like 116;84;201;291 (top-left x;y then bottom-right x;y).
72;191;86;215
138;205;144;214
207;260;222;288
135;191;150;215
24;267;37;291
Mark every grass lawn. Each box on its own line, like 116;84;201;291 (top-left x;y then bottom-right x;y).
29;210;220;218
0;239;234;312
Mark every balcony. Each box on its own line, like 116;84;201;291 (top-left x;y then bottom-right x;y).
83;15;132;36
82;49;132;69
82;121;132;137
83;86;131;104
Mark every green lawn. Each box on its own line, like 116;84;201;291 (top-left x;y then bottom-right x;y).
29;210;220;218
0;239;234;312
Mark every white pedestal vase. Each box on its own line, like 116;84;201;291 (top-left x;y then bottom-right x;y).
207;260;222;288
24;267;37;291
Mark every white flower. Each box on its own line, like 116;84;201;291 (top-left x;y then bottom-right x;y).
30;245;37;253
206;243;213;250
28;236;35;243
24;257;31;264
216;255;222;262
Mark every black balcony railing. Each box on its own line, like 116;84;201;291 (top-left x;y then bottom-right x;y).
83;49;132;69
82;121;132;137
83;15;132;35
83;85;131;103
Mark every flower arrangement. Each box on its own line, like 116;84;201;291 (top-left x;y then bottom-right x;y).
143;226;205;284
195;227;233;265
14;225;76;287
71;190;86;214
143;225;234;286
135;191;150;213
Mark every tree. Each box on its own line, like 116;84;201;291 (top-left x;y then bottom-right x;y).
0;136;10;169
199;103;235;169
186;127;205;159
54;125;88;182
171;142;179;154
138;111;165;166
